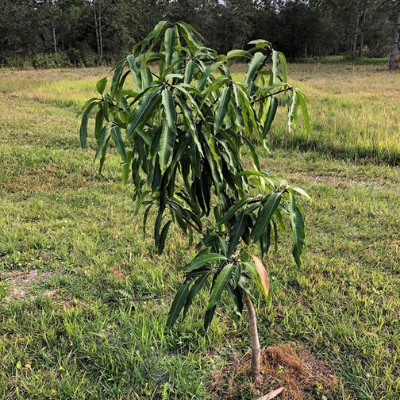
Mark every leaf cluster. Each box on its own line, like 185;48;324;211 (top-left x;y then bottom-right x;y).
80;21;309;331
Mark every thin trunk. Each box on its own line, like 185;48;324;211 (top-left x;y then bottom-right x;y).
389;11;400;70
52;22;57;53
93;1;100;56
352;11;360;59
358;10;366;58
243;291;261;383
98;7;103;57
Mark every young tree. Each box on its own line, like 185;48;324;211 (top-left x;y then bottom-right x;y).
80;21;309;382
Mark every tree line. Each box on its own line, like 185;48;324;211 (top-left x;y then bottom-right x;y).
1;0;399;68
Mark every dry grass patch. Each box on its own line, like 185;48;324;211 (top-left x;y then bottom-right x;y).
2;269;53;302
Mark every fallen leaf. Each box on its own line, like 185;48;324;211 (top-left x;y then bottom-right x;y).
257;386;284;400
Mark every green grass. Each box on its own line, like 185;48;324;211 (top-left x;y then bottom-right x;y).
0;65;399;399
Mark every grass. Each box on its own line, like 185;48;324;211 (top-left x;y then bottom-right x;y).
0;64;399;399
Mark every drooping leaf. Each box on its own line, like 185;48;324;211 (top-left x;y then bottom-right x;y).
295;90;310;133
244;52;266;86
166;281;190;329
184;60;195;84
290;194;305;267
161;89;177;132
207;263;235;310
278;52;288;83
94;125;110;162
183;272;210;318
272;50;279;83
227;212;247;256
164;27;175;66
126;88;161;138
158;220;172;254
80;101;99;148
204;305;216;332
158;118;175;171
262;96;278;138
111;126;127;163
252;256;269;299
214;86;232;133
252;193;282;242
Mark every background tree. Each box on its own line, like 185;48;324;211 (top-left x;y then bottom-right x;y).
1;0;399;66
80;20;309;382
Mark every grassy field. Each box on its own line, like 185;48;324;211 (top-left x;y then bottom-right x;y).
0;64;399;399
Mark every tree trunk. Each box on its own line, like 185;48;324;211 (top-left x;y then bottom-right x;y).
52;22;57;53
243;291;261;383
98;7;103;57
352;11;360;59
93;1;100;56
358;10;367;58
389;11;400;70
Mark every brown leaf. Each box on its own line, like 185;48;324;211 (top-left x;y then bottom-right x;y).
257;386;284;400
252;255;269;297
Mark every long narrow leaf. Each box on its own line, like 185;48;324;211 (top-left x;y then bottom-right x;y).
127;88;160;138
252;193;282;242
159;118;175;171
207;263;235;310
166;281;190;329
290;194;305;267
214;86;232;133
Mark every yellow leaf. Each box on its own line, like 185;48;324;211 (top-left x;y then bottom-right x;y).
252;256;269;297
16;361;21;369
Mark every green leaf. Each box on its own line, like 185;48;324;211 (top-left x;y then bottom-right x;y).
183;253;227;273
196;61;223;91
214;86;232;133
94;125;110;162
183;272;210;318
248;39;271;48
98;135;111;175
227;212;246;256
227;49;252;60
244;52;266;86
162;89;177;132
207;263;235;310
111;126;127;163
158;220;172;255
252;193;282;242
278;52;288;82
127;54;142;91
217;197;252;226
111;60;127;96
80;101;98;148
204;305;216;332
164;27;175;66
262;96;278;138
126;88;160;138
96;77;107;95
272;50;279;83
184;60;195;84
94;109;104;140
296;90;310;133
166;281;190;329
290;194;305;267
159;118;176;171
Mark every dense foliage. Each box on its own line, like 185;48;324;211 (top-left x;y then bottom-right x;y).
1;0;399;67
80;19;309;359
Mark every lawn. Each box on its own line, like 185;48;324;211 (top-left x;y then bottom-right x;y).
0;64;399;399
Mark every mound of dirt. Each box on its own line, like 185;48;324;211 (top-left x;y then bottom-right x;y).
208;342;337;400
